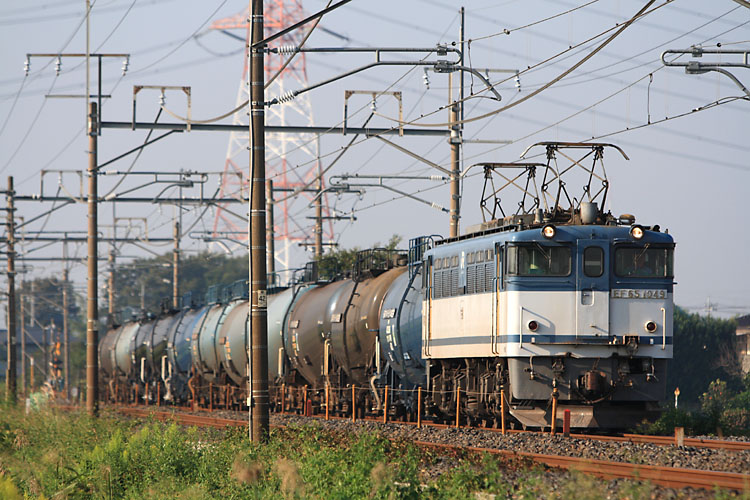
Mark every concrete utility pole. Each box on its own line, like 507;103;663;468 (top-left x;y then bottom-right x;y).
5;176;16;404
86;101;99;416
172;220;180;309
449;104;461;238
62;265;70;399
20;287;25;395
249;0;270;441
265;180;275;279
449;9;465;239
107;249;115;316
43;323;48;383
314;159;323;259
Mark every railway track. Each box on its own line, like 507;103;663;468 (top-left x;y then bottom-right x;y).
418;441;750;493
106;406;750;493
63;403;750;452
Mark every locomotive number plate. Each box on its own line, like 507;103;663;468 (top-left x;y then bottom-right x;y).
611;289;667;299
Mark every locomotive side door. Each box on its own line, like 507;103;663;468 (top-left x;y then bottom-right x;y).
576;240;610;338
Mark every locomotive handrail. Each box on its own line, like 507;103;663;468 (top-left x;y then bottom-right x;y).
491;277;498;355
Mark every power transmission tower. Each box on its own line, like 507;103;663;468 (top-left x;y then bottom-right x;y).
211;1;333;280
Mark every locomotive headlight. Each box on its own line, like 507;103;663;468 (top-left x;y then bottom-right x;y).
541;224;556;239
644;321;657;333
528;320;539;332
630;225;644;240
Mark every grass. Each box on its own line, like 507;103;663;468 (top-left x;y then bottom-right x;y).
0;403;742;499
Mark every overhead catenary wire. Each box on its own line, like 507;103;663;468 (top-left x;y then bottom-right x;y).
159;0;333;125
8;1;748;272
377;0;666;129
263;1;667;182
273;12;459;205
523;6;744;88
468;0;602;42
102;107;163;198
130;0;230;75
344;94;745;218
0;0;98;154
0;75;60;173
339;68;749;220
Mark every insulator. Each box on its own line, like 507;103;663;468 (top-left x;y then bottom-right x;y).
423;68;431;89
23;58;30;76
370;98;377;112
121;56;130;76
277;91;296;104
277;45;299;55
159;92;166;107
55;57;62;76
514;74;521;92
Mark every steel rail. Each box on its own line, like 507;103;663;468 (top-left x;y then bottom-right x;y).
415;441;750;493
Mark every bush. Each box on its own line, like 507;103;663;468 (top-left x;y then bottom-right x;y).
638;377;750;436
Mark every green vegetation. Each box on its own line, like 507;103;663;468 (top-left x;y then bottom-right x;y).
314;234;402;280
637;307;750;437
669;307;740;405
113;251;249;315
639;374;750;436
0;406;677;500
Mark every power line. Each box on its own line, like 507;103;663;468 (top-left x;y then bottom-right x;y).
379;0;667;129
532;8;745;89
344;93;746;217
468;0;601;42
0;0;176;27
130;0;230;75
0;76;60;173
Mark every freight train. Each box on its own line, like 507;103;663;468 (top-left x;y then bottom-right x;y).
99;143;675;429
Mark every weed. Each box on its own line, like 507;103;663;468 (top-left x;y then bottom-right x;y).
231;454;263;485
0;475;22;500
556;470;605;500
0;407;675;499
274;457;304;498
617;478;653;500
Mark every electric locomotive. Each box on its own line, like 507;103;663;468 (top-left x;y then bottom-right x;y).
381;142;674;429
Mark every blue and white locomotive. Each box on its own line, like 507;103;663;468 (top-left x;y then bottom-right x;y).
100;142;674;430
380;142;674;428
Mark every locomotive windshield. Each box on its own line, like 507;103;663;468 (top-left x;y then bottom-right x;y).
615;246;674;278
507;244;571;276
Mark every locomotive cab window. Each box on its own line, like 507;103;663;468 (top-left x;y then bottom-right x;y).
615;246;673;278
507;244;571;276
583;247;604;277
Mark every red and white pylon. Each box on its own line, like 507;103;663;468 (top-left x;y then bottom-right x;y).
211;1;333;280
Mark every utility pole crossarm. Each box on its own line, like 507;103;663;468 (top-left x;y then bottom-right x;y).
662;47;750;98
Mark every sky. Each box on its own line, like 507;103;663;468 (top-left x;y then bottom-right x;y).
0;0;748;318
